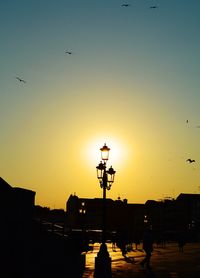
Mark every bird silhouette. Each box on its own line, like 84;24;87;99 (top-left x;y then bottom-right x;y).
186;159;195;163
121;4;130;7
65;50;72;54
16;77;26;83
149;6;158;9
186;120;189;123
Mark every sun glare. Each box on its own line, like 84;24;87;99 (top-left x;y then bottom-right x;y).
83;137;127;169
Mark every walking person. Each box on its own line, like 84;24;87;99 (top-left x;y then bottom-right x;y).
116;228;128;257
111;232;117;252
178;232;186;252
134;235;140;250
140;226;154;269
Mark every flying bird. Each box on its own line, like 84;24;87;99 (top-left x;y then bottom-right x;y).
65;50;72;54
121;4;130;7
149;6;158;9
186;120;189;123
186;159;195;163
16;77;26;83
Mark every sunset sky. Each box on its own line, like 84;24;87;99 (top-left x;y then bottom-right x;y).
1;0;200;209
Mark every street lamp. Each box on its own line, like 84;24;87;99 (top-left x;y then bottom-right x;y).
94;143;116;278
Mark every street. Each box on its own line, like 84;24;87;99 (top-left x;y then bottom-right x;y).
82;242;200;277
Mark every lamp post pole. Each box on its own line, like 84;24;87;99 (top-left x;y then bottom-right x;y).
94;143;116;278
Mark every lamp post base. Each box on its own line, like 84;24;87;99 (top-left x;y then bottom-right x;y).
94;243;112;278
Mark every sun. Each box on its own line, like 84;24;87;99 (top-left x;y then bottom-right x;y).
83;136;127;169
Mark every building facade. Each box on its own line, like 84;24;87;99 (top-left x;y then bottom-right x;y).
66;193;200;242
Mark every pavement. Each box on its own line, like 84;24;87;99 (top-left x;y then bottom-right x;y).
82;242;200;277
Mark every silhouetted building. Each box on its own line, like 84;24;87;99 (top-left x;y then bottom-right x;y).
176;193;200;240
144;194;200;241
0;177;35;275
66;193;200;242
0;177;35;233
66;194;144;241
144;198;177;241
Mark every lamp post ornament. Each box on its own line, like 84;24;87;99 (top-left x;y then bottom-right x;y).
94;143;116;278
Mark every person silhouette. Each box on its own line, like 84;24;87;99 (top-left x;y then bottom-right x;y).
116;229;128;257
178;232;186;252
140;226;154;269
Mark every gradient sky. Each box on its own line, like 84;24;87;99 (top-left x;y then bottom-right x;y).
1;0;200;209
